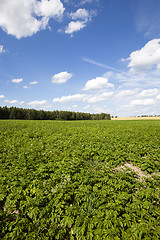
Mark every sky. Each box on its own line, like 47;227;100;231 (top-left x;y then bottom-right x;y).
0;0;160;117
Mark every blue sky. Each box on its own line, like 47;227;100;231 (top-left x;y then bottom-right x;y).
0;0;160;117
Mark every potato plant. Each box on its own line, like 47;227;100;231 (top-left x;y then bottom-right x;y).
0;120;160;239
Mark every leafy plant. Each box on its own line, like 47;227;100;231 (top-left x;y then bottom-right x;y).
0;120;160;239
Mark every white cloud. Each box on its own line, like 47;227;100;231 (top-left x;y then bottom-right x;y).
52;71;72;84
137;88;159;97
65;21;86;34
103;69;160;89
4;99;18;104
28;100;47;107
80;0;93;4
4;99;24;105
43;104;52;109
65;7;96;35
88;92;113;103
70;9;89;21
84;105;90;110
157;94;160;100
53;94;87;103
92;105;109;114
130;98;155;106
12;78;23;83
116;89;138;98
0;45;3;53
0;0;65;39
53;91;113;104
70;8;96;22
34;0;64;18
83;104;110;114
23;85;29;89
0;45;5;54
30;81;38;85
0;95;4;98
83;77;114;91
128;39;160;72
72;105;78;108
96;39;160;116
66;105;78;110
120;58;126;62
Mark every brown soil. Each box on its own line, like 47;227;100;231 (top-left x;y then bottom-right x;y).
115;162;160;181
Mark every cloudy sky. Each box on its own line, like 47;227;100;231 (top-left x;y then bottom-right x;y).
0;0;160;117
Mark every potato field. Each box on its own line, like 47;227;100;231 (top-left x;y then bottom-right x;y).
0;120;160;239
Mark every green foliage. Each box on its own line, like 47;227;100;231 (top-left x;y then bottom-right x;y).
0;120;160;239
0;106;111;121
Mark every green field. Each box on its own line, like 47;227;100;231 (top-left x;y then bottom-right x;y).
0;120;160;239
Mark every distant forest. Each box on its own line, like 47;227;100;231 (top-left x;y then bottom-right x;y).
0;106;111;120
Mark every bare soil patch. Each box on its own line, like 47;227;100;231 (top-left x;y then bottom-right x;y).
115;162;160;181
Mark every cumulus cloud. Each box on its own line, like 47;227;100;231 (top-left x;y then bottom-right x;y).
4;99;24;104
137;88;159;97
130;98;155;106
34;0;64;18
30;81;38;85
65;8;96;35
28;100;47;107
128;39;160;72
52;71;72;84
116;89;138;98
87;92;113;103
65;21;86;34
83;77;114;91
53;91;113;103
0;95;4;98
70;8;94;21
53;94;87;103
4;100;18;104
0;0;65;39
70;9;88;20
11;78;23;83
98;39;160;116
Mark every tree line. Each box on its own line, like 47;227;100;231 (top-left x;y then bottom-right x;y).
0;106;111;120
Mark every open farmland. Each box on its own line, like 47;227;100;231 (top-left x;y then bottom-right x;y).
112;117;160;120
0;120;160;239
